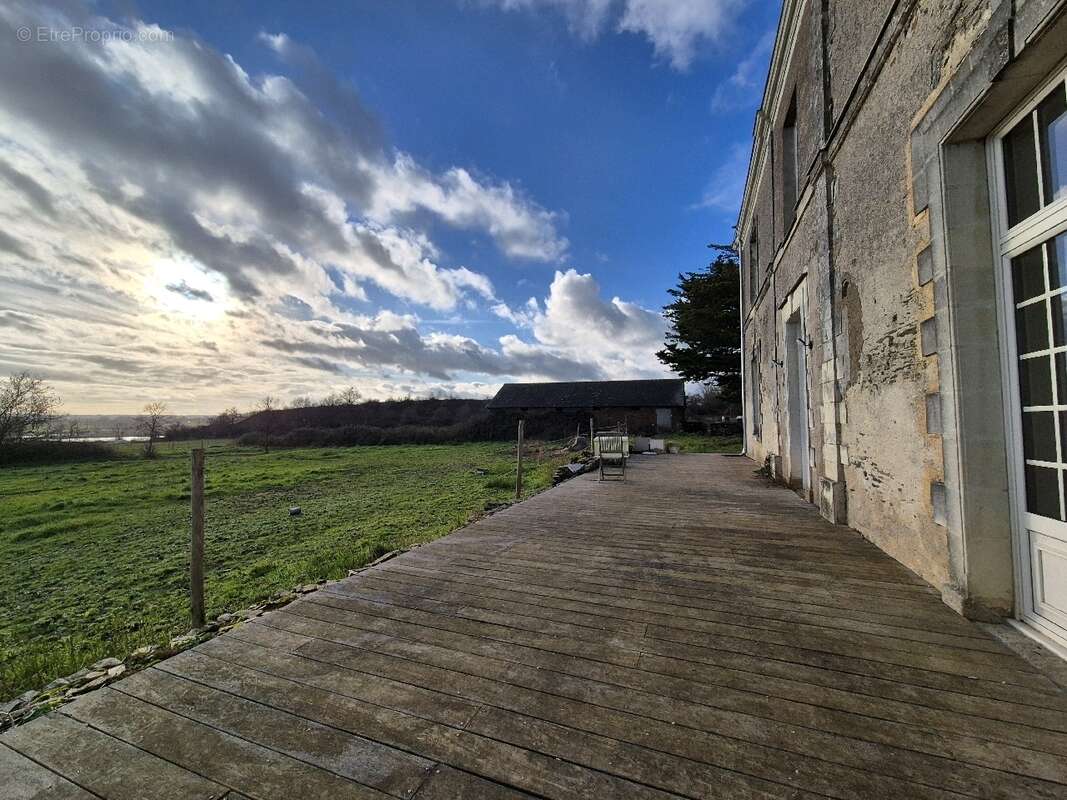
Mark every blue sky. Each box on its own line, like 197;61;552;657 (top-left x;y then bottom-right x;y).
0;0;777;412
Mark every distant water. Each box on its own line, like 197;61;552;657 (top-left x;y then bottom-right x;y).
69;436;149;443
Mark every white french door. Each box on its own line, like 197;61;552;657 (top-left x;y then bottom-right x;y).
991;61;1067;650
784;310;810;493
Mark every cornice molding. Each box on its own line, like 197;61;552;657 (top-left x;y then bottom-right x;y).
735;0;808;241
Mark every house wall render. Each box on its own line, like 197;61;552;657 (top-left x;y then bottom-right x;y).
738;0;1067;654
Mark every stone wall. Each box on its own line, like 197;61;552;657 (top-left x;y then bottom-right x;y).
738;0;1067;610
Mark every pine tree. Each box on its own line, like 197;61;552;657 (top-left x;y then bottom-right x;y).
656;245;741;402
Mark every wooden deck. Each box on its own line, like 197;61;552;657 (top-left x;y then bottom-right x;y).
4;454;1067;799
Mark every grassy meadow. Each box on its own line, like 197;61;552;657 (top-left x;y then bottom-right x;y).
668;434;742;453
0;439;571;697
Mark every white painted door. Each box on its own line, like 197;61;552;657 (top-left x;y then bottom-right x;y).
992;65;1067;648
797;332;810;493
785;313;810;493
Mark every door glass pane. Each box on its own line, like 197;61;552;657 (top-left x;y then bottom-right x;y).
1025;465;1061;519
1053;294;1067;347
1038;83;1067;205
1050;231;1067;291
1057;352;1067;404
1022;356;1054;406
1013;242;1046;302
1017;301;1050;353
1023;411;1058;461
1004;112;1041;226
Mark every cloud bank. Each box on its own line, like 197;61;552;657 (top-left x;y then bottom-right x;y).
483;0;747;69
0;1;671;411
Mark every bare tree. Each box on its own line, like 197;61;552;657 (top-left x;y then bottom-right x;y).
0;372;62;445
64;420;81;441
288;396;314;409
218;406;242;423
259;395;277;453
322;386;361;406
210;407;241;436
139;401;168;458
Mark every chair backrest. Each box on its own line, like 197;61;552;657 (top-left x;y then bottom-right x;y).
595;435;627;457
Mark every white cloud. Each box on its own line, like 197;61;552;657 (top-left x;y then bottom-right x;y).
481;0;747;69
534;269;667;373
492;269;670;378
258;310;597;383
694;140;750;214
369;155;568;262
0;1;671;411
618;0;747;69
258;267;669;392
0;2;566;314
491;296;539;327
710;29;773;112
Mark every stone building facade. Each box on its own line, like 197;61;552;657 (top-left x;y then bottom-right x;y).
737;0;1067;656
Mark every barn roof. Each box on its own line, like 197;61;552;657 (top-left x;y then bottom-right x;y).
487;379;685;410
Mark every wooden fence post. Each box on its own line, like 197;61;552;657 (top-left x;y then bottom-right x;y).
190;448;205;628
515;419;525;500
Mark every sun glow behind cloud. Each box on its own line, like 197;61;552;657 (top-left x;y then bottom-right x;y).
148;258;229;321
0;0;711;413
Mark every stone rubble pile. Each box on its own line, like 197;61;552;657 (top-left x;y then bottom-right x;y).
553;454;597;485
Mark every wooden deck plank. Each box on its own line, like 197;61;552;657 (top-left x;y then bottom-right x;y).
114;668;436;797
378;556;988;642
502;539;933;585
242;610;1067;797
362;563;994;644
2;713;227;799
61;689;395;799
461;706;830;800
412;765;537;800
391;553;982;633
4;454;1066;799
0;742;99;800
294;579;1061;706
320;577;1067;730
301;584;1067;743
191;626;949;800
155;641;693;800
292;587;646;669
329;574;1012;656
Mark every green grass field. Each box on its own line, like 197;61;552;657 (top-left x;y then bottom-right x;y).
0;440;572;698
0;433;740;698
669;434;742;453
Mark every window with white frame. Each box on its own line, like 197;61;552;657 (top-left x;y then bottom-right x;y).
997;70;1067;520
1003;81;1067;226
